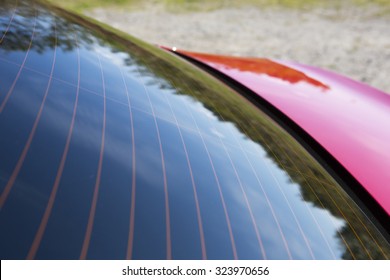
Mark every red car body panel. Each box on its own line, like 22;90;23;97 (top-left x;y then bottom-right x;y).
173;49;390;216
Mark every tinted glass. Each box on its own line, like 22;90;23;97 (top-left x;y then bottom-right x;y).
0;0;389;260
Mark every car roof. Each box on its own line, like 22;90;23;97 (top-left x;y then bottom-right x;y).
173;50;390;218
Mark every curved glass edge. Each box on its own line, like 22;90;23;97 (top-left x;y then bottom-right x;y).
0;0;389;260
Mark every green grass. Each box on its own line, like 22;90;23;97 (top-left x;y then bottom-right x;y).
46;0;390;13
45;0;136;11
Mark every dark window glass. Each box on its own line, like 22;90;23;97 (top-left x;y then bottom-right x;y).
0;0;389;260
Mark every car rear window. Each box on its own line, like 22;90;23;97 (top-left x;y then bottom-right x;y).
0;0;389;259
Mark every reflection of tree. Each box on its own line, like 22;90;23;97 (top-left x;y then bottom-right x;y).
0;0;94;53
1;0;389;259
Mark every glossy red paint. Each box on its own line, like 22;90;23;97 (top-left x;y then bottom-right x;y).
174;49;390;216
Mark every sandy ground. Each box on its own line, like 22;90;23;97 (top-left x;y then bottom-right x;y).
87;6;390;93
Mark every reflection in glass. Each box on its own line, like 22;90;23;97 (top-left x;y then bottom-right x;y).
0;0;389;260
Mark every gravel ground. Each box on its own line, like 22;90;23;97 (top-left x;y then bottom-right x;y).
87;6;390;93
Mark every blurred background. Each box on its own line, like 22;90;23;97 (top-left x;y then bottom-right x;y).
48;0;390;93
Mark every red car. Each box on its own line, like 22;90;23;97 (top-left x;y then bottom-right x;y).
0;0;389;259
